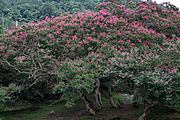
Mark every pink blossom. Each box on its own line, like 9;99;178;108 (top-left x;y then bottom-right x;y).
31;20;35;23
78;42;83;46
87;36;93;41
143;41;149;46
72;35;77;40
170;68;177;74
83;40;89;45
119;46;124;51
118;40;124;44
142;16;149;19
45;16;49;20
66;40;70;46
127;40;131;44
117;31;123;36
91;27;95;30
56;29;61;35
130;43;136;47
99;9;109;16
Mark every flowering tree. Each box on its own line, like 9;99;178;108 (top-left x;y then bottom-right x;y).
106;43;179;119
0;0;179;118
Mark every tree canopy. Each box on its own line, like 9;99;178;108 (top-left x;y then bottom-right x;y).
0;0;179;119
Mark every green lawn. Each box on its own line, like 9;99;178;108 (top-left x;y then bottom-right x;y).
0;101;66;120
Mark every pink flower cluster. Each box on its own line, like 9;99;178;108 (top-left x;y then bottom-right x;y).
2;1;179;59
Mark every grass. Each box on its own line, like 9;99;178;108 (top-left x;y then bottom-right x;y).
0;100;66;120
0;93;179;120
0;93;140;120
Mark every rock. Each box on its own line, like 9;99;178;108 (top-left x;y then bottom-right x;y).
118;93;134;104
49;110;55;115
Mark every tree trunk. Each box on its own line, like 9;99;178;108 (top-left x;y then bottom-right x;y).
138;102;158;120
108;86;118;108
95;79;102;110
132;88;139;107
139;101;180;120
77;90;95;115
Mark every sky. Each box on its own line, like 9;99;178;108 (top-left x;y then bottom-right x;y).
152;0;180;8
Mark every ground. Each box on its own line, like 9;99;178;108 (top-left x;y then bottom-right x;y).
0;102;143;120
0;96;179;120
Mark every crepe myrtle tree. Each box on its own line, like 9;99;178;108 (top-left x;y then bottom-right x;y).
54;55;100;115
97;1;180;38
54;44;119;114
0;23;59;103
0;0;179;116
106;42;179;119
0;4;164;105
0;83;23;110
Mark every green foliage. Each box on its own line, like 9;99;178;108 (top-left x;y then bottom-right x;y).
54;52;109;106
0;0;105;28
107;45;179;108
39;3;59;18
0;83;23;108
0;0;7;11
0;25;3;38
